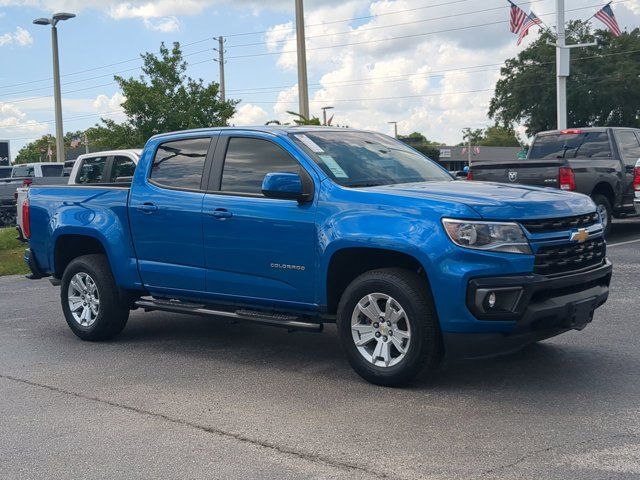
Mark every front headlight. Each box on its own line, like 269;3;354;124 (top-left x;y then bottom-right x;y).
442;219;532;254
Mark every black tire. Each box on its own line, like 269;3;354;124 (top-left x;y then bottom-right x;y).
592;194;612;237
336;268;442;387
60;254;129;341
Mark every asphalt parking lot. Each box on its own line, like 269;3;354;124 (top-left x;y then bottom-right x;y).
1;219;639;480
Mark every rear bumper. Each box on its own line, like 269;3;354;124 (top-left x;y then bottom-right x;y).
444;260;612;359
635;199;640;215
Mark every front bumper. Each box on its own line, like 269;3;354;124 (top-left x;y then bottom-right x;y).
444;260;612;359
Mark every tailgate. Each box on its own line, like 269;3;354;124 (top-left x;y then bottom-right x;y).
471;160;564;188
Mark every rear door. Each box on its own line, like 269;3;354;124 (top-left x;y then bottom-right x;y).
613;130;640;207
202;132;317;307
129;135;216;295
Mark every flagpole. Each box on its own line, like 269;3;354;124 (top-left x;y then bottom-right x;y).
584;1;611;24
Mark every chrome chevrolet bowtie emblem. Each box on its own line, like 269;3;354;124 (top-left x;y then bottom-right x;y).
570;228;589;243
508;171;518;182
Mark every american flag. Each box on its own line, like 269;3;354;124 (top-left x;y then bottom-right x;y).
595;3;621;37
509;0;527;34
517;12;542;45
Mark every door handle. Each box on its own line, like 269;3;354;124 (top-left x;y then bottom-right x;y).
206;208;232;219
137;203;158;213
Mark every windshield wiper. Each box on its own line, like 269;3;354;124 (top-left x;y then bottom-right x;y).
346;182;387;188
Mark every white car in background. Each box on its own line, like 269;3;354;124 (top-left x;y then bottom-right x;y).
16;150;141;240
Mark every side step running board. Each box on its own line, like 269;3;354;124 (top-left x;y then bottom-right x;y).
134;298;323;333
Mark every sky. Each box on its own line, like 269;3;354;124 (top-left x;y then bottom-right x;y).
0;0;639;160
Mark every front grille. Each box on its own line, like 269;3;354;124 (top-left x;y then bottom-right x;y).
521;212;600;234
534;238;606;276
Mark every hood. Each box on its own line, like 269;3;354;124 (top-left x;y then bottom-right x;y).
365;181;595;220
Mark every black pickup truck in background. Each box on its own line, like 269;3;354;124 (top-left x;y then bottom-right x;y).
468;127;640;235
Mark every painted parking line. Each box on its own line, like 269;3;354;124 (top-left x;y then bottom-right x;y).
608;238;640;248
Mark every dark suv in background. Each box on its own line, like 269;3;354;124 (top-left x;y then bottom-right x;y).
469;127;640;235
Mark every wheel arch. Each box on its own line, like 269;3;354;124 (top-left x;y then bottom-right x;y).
591;182;615;207
324;246;433;314
53;233;108;279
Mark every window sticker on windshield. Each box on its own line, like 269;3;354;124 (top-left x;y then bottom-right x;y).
318;154;348;178
295;134;324;153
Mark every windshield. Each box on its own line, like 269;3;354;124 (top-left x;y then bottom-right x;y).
529;132;612;159
290;131;452;187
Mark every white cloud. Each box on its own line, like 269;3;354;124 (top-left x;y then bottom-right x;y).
143;16;180;32
230;103;269;126
0;27;33;47
0;102;48;135
93;92;126;111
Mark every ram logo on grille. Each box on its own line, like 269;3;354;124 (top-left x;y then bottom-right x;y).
570;228;590;243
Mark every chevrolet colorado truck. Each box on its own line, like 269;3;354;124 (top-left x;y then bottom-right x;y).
23;127;612;386
468;127;640;236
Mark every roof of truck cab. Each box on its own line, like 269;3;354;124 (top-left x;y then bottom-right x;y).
537;127;640;135
150;126;369;140
75;149;142;160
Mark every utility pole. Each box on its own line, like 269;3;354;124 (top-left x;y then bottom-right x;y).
553;0;597;130
464;128;472;167
295;0;310;119
216;36;226;102
33;13;75;162
84;132;89;154
388;121;398;138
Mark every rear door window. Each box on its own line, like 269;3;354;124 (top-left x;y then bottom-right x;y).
529;132;611;159
109;156;136;182
77;157;107;184
41;164;63;177
150;138;211;190
615;131;640;166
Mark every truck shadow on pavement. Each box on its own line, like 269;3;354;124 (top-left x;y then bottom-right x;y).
114;310;636;407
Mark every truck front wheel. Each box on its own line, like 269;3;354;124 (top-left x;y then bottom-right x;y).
336;268;442;387
592;194;612;236
60;254;129;341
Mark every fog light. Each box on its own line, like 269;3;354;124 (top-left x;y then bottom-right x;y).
487;292;497;309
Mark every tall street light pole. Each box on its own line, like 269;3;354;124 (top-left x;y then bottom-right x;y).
34;12;76;163
321;106;334;126
388;121;398;138
295;0;310;119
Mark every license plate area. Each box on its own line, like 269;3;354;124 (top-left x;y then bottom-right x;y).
567;297;597;330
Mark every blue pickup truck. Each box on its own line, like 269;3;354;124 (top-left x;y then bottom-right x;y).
23;127;612;386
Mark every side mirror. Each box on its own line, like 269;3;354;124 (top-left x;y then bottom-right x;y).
262;172;310;202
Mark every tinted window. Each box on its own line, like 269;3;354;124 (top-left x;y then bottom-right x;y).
529;132;612;159
110;156;136;182
77;157;107;184
616;131;640;165
150;138;210;190
0;167;12;179
12;165;34;177
290;131;451;187
221;138;299;194
41;164;63;177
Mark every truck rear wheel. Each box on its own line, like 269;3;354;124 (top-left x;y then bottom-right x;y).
592;194;612;236
336;268;442;387
60;254;129;341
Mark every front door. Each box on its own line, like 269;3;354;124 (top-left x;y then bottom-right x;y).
202;133;317;308
129;135;215;296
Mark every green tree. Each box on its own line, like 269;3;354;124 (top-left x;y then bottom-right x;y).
90;42;237;148
398;132;444;146
15;130;87;164
287;111;321;125
489;23;640;135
